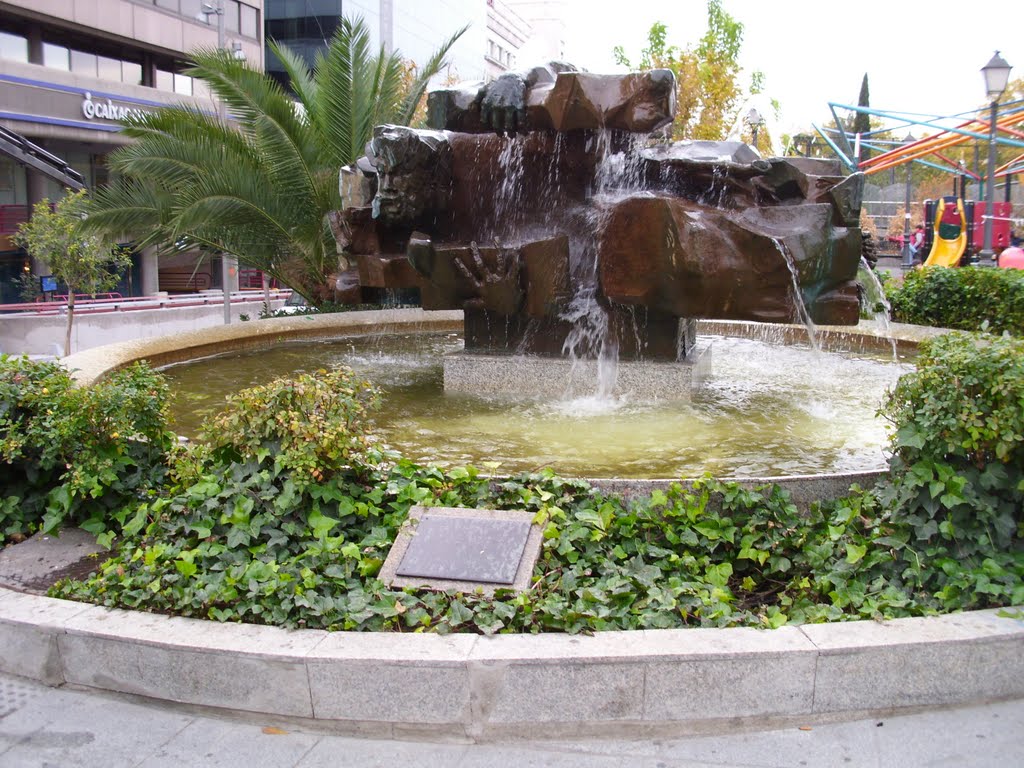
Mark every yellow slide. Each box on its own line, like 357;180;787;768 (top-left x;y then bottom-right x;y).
923;197;967;267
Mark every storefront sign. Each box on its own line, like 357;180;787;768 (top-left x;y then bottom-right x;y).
81;92;153;122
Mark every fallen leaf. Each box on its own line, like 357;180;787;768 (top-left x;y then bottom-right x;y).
262;726;288;735
798;726;813;731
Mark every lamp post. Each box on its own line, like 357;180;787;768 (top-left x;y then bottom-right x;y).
902;133;915;267
978;51;1012;266
745;107;763;151
200;1;247;321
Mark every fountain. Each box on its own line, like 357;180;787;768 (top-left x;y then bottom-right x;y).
35;70;1009;737
330;65;865;400
67;64;905;498
147;65;905;494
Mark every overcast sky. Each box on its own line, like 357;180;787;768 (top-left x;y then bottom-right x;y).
558;0;1024;151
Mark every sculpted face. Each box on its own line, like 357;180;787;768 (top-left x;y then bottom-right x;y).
368;125;452;227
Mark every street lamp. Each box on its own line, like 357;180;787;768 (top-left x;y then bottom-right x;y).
901;133;915;267
978;51;1012;266
745;108;764;151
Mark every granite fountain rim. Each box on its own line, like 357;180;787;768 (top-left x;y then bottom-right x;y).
10;314;1018;737
60;307;949;503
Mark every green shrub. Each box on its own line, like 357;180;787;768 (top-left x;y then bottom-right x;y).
0;357;175;546
870;331;1024;609
48;342;1024;632
198;368;380;485
887;266;1024;334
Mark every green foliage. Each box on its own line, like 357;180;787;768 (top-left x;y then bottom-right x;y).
83;17;465;305
876;332;1024;581
198;368;380;484
0;357;175;547
613;1;762;141
14;271;41;303
46;339;1024;632
853;74;871;161
14;190;131;355
13;191;128;297
887;266;1024;335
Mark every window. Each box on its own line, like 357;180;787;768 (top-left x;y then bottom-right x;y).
224;0;240;34
97;55;121;81
155;0;180;10
155;68;174;91
122;61;143;86
42;42;70;70
173;73;193;95
0;31;28;63
70;49;98;77
180;0;204;19
240;4;259;39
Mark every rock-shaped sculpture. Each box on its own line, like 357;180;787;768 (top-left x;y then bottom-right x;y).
429;69;677;134
330;67;864;364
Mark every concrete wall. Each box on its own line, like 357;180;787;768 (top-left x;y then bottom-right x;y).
0;297;287;356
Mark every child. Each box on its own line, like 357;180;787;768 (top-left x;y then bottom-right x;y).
910;224;926;262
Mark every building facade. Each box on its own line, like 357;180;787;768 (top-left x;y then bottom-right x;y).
0;0;571;304
0;0;264;301
265;0;486;91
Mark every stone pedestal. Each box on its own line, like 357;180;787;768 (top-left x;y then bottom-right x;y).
443;342;711;401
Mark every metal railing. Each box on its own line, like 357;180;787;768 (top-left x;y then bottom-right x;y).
0;289;292;316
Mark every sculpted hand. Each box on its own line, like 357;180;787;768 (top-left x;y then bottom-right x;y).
455;240;523;315
478;73;529;135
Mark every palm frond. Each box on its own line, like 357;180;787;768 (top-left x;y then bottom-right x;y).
268;39;317;113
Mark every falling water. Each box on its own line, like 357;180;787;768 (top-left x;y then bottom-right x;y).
699;165;729;208
591;131;647;196
857;258;898;360
491;135;528;239
772;238;820;352
557;131;650;398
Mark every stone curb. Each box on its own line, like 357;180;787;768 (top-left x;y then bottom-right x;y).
63;308;465;386
1;586;1021;740
41;309;1000;739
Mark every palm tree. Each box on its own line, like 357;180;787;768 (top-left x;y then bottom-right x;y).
85;16;466;303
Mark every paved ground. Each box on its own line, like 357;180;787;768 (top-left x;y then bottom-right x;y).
1;672;1021;767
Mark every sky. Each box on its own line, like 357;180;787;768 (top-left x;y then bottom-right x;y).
556;0;1024;152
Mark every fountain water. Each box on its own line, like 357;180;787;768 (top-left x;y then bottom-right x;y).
334;66;865;404
158;66;888;481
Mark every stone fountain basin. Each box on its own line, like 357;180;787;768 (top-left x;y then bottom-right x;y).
64;307;945;508
1;582;1021;739
15;313;1017;736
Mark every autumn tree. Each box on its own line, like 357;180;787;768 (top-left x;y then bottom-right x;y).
14;190;130;356
613;0;761;141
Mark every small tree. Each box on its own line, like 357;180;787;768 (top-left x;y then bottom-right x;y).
613;1;761;141
14;190;130;356
853;74;871;162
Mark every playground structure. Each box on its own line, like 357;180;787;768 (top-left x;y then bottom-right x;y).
918;195;1014;267
806;92;1023;266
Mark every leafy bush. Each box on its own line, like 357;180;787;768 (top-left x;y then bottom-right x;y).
887;266;1024;335
867;332;1024;608
49;346;1024;632
0;357;176;546
197;368;380;485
